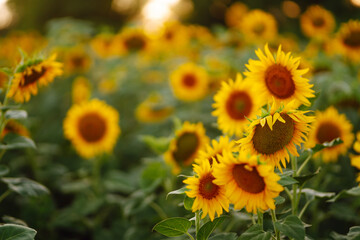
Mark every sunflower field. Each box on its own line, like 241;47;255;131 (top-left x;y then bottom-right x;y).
0;0;360;240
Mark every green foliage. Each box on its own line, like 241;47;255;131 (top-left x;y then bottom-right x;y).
274;215;306;240
4;110;27;120
310;138;343;155
0;224;37;240
0;165;9;177
1;178;49;197
183;195;194;211
328;187;360;203
141;135;170;155
197;216;227;240
294;168;321;187
208;233;238;240
238;225;271;240
0;134;36;150
153;217;192;237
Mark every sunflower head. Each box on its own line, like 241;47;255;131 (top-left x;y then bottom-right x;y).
351;132;360;185
7;54;63;103
225;2;248;28
72;76;91;105
306;106;354;163
164;121;209;174
112;28;150;55
183;160;229;221
195;136;237;167
170;62;209;102
213;150;283;213
212;74;265;137
90;33;115;58
245;44;315;108
135;94;173;124
63;47;92;74
1;120;30;139
300;5;335;39
334;20;360;63
63;99;121;159
238;101;314;171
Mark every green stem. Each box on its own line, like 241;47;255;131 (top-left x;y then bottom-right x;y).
92;156;103;194
291;155;298;216
284;187;293;200
296;150;313;175
252;213;256;225
257;209;263;230
149;202;168;220
195;211;201;237
186;232;195;240
0;189;12;203
299;200;313;219
270;209;280;240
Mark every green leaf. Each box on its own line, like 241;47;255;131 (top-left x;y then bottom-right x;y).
0;165;9;177
5;110;27;120
0;224;37;240
294;168;321;187
302;188;335;201
153;217;192;237
141;162;166;189
274;215;305;240
0;133;36;150
327;187;360;203
2;177;49;197
274;196;285;205
0;105;20;111
278;175;298;186
209;232;238;240
311;138;343;154
239;224;272;240
347;226;360;240
0;67;13;76
141;135;170;154
197;216;227;240
183;195;194;211
167;187;188;199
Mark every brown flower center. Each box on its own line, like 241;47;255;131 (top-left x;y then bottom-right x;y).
253;23;265;35
252;113;294;155
316;122;341;144
78;112;107;142
165;31;174;41
21;67;46;87
312;17;325;27
182;74;196;88
343;30;360;48
71;56;86;68
232;164;265;194
172;132;199;166
208;152;221;166
265;64;295;99
225;91;253;120
199;173;220;199
124;35;146;51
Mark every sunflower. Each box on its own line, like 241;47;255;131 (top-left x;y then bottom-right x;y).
351;132;360;185
306;106;354;163
244;44;314;108
213;150;283;213
0;71;8;89
72;76;91;105
63;99;120;159
63;47;92;74
212;74;265;137
1;120;30;138
225;2;248;28
334;20;360;63
7;54;63;103
112;28;150;55
195;136;237;166
90;33;115;58
183;161;229;221
170;62;209;102
300;5;335;40
238;101;314;171
164;121;209;174
153;22;189;55
240;9;277;44
135;94;173;123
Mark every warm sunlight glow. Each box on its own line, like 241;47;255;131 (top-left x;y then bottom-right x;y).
350;0;360;7
0;1;13;29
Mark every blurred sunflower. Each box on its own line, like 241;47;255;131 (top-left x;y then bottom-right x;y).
300;5;335;39
154;22;189;54
213;150;283;213
63;47;92;74
334;20;360;63
1;120;30;138
245;44;314;108
225;2;248;28
195;136;237;166
7;54;63;103
90;33;115;58
170;62;208;102
112;28;150;55
63;99;120;159
135;94;173;124
212;74;264;137
351;132;360;185
238;101;313;171
72;76;91;105
183;160;229;221
240;9;277;44
164;121;209;174
0;71;8;89
306;106;354;163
